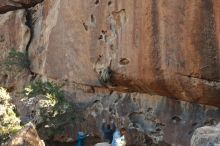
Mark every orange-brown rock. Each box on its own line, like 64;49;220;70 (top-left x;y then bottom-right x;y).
0;9;30;90
29;0;220;106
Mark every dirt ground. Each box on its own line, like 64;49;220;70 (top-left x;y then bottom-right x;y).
45;136;102;146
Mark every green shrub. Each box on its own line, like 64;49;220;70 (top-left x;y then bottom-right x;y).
23;80;64;100
4;49;30;71
22;80;76;138
0;87;21;143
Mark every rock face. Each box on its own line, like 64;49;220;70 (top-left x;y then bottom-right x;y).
62;83;220;146
1;0;220;146
0;9;30;91
28;0;220;106
6;122;45;146
0;0;43;14
191;123;220;146
0;9;29;58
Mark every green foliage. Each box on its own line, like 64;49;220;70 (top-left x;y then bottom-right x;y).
0;87;21;143
22;80;76;138
37;102;76;138
4;49;30;71
23;80;64;100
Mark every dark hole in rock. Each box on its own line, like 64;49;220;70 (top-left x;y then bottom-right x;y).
114;96;121;103
147;107;153;112
101;30;107;34
91;86;95;92
109;107;112;112
188;130;193;135
171;116;182;123
95;0;99;5
91;14;95;23
156;128;161;132
7;86;15;92
109;90;114;95
133;97;136;102
156;122;166;127
93;100;100;103
0;35;4;42
2;74;8;83
133;123;139;128
204;119;217;126
119;58;130;65
98;35;103;40
110;44;114;50
192;122;197;127
108;1;112;6
83;22;88;31
30;72;37;81
150;131;158;134
128;112;144;120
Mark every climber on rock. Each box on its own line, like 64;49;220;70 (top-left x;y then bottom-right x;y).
102;118;116;144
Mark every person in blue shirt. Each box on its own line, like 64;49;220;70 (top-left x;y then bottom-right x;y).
112;128;127;146
76;131;89;146
102;119;116;144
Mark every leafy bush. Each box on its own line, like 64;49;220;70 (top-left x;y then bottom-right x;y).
4;49;30;71
0;87;21;143
23;80;64;100
22;80;76;138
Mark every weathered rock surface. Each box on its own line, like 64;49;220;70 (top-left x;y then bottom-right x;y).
1;0;220;146
5;122;45;146
0;9;31;91
191;123;220;146
28;0;220;106
0;9;29;57
0;0;43;14
59;82;220;146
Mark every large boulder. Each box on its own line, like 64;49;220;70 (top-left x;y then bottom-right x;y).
28;0;220;106
6;122;45;146
191;123;220;146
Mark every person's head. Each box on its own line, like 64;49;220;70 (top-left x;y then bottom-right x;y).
120;128;126;136
107;124;111;129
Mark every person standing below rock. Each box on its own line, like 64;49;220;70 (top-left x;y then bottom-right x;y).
119;128;126;146
112;128;127;146
102;118;116;144
76;131;89;146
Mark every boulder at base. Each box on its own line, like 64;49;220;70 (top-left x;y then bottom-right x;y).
5;122;45;146
191;123;220;146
